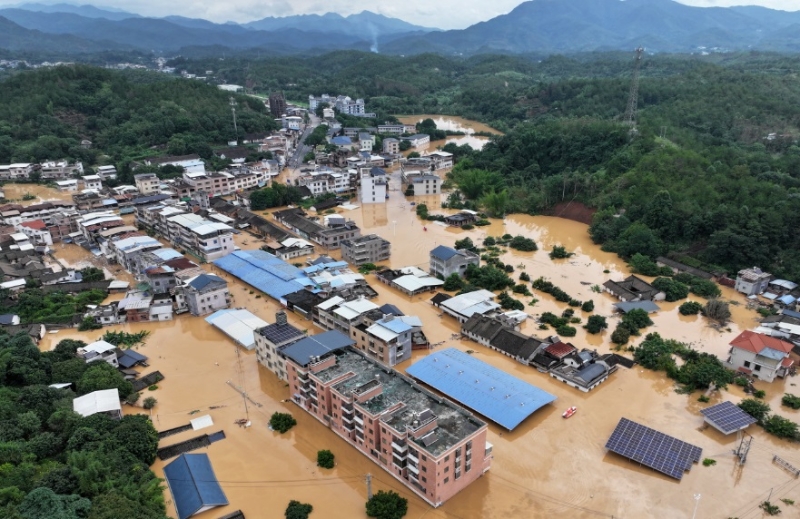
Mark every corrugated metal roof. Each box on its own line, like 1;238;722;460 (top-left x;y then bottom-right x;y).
430;245;458;261
205;309;269;350
213;250;308;301
280;331;354;366
406;348;556;430
613;301;661;313
164;454;228;519
72;388;121;417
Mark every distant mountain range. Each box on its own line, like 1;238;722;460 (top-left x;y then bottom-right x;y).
2;0;800;56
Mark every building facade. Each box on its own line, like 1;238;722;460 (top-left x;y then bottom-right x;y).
360;167;388;204
254;311;307;381
735;267;772;296
286;348;492;507
429;246;480;279
341;234;391;266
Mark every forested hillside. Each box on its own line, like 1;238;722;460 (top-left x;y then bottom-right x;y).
0;65;277;166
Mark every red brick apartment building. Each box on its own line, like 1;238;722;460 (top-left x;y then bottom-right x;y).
286;347;493;506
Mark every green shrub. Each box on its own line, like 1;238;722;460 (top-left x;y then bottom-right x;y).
698;395;710;403
782;393;800;409
581;300;594;312
679;301;703;315
555;325;577;337
585;315;608;334
738;399;770;422
549;246;574;259
317;449;335;469
148;384;158;391
519;272;530;282
270;412;298;433
734;376;749;387
508;235;537;251
285;500;313;519
702;458;716;466
611;325;631;345
142;397;157;410
763;415;799;439
754;390;766;399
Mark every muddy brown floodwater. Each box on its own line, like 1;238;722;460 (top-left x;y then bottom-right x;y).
41;186;800;519
397;115;502;151
2;183;76;203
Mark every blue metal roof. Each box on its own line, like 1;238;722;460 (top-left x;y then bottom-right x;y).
331;136;352;145
117;349;147;369
164;453;228;519
782;309;800;319
281;331;355;367
379;304;404;316
779;295;796;305
380;318;412;333
430;245;458;261
213;250;309;301
152;248;183;261
188;274;226;291
405;348;556;430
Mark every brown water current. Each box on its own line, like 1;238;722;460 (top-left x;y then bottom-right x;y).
396;115;502;151
38;174;800;518
2;183;76;203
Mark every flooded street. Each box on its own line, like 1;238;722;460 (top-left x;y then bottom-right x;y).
35;169;800;518
397;115;502;150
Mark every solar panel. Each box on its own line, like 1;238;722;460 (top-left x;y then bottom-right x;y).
605;418;702;480
700;401;757;435
261;323;305;345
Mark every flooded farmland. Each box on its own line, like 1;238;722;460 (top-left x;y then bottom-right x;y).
396;115;502;151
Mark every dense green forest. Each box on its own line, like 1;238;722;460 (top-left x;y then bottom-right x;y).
0;65;277;168
0;332;165;519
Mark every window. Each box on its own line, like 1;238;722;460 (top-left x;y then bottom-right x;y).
444;477;449;484
421;476;427;483
444;455;450;462
744;361;751;368
421;466;427;472
755;365;762;371
444;466;449;473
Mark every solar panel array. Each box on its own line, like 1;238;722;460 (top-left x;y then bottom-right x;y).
700;401;757;434
605;418;702;480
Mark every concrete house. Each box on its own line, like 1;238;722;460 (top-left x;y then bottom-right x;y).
254;311;307;381
603;275;665;302
735;267;772;296
341;234;391;266
725;330;795;382
174;273;231;316
429;245;480;279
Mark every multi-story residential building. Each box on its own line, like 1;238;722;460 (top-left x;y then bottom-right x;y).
343;127;378;139
735;267;772;296
349;313;419;366
76;212;126;241
16;220;53;246
725;330;795;382
428;151;454;170
134;173;161;195
269;92;287;117
404;134;431;149
383;138;400;154
335;96;365;115
0;201;76;226
404;173;442;196
40;161;83;179
296;170;354;196
261;237;316;261
282;116;302;131
0;163;35;180
315;296;379;334
96;165;118;180
173;272;231;316
81;175;102;191
142;256;197;294
429;245;480;279
341;234;391;266
377;124;405;135
308;94;332;111
359;132;375;151
165;213;235;262
254;310;307;381
360;167;387;204
111;235;163;272
175;169;268;198
55;179;79;192
285;347;492;507
273;208;360;250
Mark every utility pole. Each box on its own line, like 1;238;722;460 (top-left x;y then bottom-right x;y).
624;47;644;131
691;493;701;519
734;433;752;465
366;473;373;500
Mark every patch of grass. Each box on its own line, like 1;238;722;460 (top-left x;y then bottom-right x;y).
698;395;710;403
702;458;716;467
148;385;158;391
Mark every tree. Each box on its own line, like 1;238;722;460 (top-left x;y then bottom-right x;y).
556;325;577;337
452;169;504;200
366;490;408;519
51;359;87;385
480;188;509;217
652;277;689;302
633;333;675;371
270;412;297;433
77;362;133;399
621;309;653;331
675;353;733;390
585;315;607;334
763;415;799;439
17;488;90;519
77;317;101;332
50;340;87;363
285;500;313;519
78;267;104;283
508;236;537;251
679;301;703;315
407;152;420;159
442;274;465;292
628;253;660;276
317;449;334;469
112;415;158;464
581;300;594;312
738;399;770;422
142;397;157;410
703;299;731;324
549;246;573;259
611;324;631;345
454;237;477;252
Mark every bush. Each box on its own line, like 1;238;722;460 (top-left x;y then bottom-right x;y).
512;284;531;296
679;301;703;315
585;315;608;334
611;325;631;345
270;412;297;433
508;235;537;251
483;236;496;246
782;393;800;409
652;277;689;302
317;449;335;469
549;246;573;259
77;316;101;331
738;399;771;422
734;376;749;387
285;500;313;519
366;490;408;519
125;392;140;405
443;273;465;292
763;415;799;439
498;292;524;311
519;272;530;282
702;458;716;466
567;299;582;307
754;389;767;399
628;253;661;276
621;309;653;331
690;278;721;298
581;300;594;312
698;395;710;403
555;325;577;337
142;397;157;410
703;298;731;324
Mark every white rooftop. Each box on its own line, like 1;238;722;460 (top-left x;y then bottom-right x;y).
393;274;444;293
83;340;117;355
440;289;499;316
72;389;121;417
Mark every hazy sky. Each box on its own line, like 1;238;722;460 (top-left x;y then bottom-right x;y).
5;0;800;29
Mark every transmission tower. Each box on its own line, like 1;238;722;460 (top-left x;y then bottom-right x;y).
229;97;238;142
624;47;644;128
734;433;752;466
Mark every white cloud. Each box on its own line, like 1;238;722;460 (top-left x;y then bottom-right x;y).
0;0;796;29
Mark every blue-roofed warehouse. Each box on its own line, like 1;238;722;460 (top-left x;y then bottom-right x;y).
213;250;309;303
163;453;228;519
406;348;556;430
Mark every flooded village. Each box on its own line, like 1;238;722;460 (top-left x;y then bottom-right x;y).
2;110;800;519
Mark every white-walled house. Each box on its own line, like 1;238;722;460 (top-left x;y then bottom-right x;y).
725;330;795;382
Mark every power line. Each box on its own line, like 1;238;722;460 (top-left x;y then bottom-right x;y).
490;474;615;518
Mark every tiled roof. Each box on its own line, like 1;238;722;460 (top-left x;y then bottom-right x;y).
544;341;577;359
730;330;793;355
